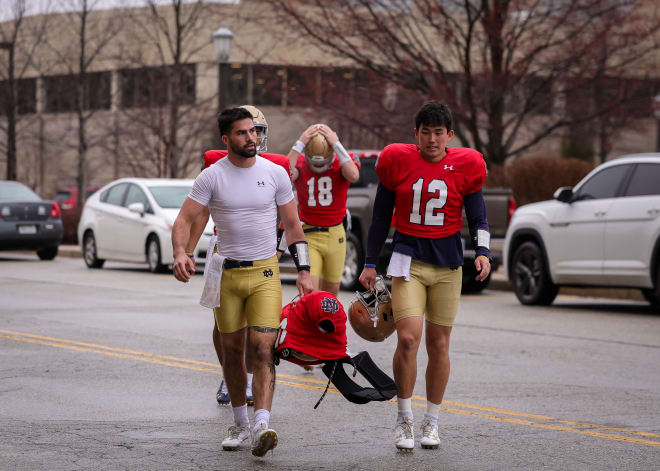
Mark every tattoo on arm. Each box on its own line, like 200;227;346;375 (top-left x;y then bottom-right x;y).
250;326;279;334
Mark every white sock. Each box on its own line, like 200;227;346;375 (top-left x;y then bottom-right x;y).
397;397;413;422
426;401;441;422
253;409;270;430
246;373;253;394
232;404;249;428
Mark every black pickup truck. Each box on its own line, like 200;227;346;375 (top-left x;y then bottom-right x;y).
340;151;515;293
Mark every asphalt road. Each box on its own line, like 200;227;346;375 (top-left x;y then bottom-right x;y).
1;254;659;470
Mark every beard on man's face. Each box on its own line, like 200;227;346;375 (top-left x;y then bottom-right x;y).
229;139;257;158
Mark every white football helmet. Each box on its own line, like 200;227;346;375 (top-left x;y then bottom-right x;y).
240;105;268;153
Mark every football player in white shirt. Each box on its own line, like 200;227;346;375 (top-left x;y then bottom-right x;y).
172;107;313;457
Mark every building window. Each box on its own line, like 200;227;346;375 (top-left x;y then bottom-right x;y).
120;64;195;109
44;72;111;113
0;78;37;115
220;63;248;107
253;64;284;107
287;66;318;107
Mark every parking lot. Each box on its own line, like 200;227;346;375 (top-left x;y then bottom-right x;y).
1;254;659;470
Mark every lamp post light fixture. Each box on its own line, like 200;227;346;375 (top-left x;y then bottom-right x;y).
212;27;234;112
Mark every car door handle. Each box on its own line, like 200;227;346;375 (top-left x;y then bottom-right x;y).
648;208;660;215
594;210;607;217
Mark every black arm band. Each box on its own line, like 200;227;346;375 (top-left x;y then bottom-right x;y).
288;241;311;272
276;228;286;253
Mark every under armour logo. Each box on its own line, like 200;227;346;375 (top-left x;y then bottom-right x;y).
444;165;453;171
257;181;265;187
320;297;339;314
263;268;273;277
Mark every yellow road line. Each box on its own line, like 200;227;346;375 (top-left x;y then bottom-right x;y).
2;330;659;447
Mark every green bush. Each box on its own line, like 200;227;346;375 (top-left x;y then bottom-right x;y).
486;157;594;207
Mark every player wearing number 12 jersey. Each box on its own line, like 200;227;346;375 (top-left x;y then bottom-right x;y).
288;124;361;295
359;101;491;451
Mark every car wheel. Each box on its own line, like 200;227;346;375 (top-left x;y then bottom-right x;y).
511;241;558;305
341;232;364;291
36;245;58;261
147;235;167;273
461;258;491;294
641;264;660;311
83;231;105;268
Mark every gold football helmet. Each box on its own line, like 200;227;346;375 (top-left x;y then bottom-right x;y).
348;276;395;342
305;133;334;174
240;105;268;153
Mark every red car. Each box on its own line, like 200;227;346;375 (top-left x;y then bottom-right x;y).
54;186;99;243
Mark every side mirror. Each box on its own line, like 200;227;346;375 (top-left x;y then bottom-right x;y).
554;187;573;203
128;202;145;215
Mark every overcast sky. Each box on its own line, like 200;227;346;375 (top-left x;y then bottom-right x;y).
0;0;237;22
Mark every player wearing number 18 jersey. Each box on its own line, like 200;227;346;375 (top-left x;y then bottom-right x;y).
288;124;361;295
359;101;491;451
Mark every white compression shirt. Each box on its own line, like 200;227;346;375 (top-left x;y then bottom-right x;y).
188;156;294;260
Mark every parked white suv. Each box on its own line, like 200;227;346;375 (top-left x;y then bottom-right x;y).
503;153;660;309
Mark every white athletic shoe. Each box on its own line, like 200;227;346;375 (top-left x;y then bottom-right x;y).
420;418;440;449
251;423;278;457
221;423;251;451
394;416;414;451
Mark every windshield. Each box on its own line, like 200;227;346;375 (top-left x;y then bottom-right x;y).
148;185;192;209
0;183;42;202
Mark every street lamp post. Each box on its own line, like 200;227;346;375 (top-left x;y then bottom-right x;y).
653;95;660;152
212;27;234;112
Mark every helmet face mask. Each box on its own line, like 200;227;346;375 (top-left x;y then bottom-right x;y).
240;105;268;153
348;276;395;342
306;154;333;174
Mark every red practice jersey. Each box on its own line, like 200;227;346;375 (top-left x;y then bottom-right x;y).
376;144;486;238
294;155;361;226
274;291;350;366
203;150;290;173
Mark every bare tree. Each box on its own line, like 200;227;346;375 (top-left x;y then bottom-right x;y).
271;0;660;164
41;0;123;207
111;0;225;178
0;0;50;182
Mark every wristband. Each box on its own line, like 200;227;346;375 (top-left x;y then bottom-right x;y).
292;140;305;154
185;252;194;258
288;241;311;271
477;255;490;263
334;140;352;165
364;263;376;268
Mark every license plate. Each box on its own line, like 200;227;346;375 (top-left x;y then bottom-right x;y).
18;225;37;235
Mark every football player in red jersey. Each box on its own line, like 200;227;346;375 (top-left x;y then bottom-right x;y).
184;105;291;407
359;101;491;451
287;124;360;295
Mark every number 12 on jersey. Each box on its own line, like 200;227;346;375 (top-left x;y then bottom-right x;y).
409;178;448;226
306;176;333;207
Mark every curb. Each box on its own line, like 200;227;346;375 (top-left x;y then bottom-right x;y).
56;245;645;302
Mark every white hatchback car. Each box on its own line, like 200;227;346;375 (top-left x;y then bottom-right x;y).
504;154;660;309
78;178;213;272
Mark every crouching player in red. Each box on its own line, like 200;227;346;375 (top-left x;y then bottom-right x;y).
288;124;360;295
359;101;491;451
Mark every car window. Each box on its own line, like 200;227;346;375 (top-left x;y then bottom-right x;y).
624;163;660;197
85;189;98;199
54;191;71;202
148;185;192;208
574;165;630;201
101;183;129;206
0;182;41;202
350;158;379;188
124;184;152;212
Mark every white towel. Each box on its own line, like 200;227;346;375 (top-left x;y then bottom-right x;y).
200;252;225;309
387;252;412;281
203;234;218;279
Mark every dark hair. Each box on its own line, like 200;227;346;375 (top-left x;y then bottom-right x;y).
217;107;253;137
414;101;453;131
